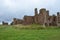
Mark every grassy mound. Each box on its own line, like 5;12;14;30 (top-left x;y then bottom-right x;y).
0;25;60;40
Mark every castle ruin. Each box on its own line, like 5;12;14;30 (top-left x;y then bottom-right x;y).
11;8;60;26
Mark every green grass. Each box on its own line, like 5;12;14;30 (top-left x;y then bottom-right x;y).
0;25;60;40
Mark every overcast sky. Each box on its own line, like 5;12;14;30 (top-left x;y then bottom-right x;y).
0;0;60;22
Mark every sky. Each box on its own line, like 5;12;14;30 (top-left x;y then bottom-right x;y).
0;0;60;23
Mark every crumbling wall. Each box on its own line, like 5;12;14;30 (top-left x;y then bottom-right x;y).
23;16;34;24
2;21;8;25
12;18;23;25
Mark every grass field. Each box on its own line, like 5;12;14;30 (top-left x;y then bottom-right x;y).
0;25;60;40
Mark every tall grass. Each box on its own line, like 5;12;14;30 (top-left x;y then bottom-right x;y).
11;24;60;29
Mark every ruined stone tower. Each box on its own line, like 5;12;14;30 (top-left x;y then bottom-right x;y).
57;12;60;26
34;8;38;24
38;8;47;25
35;8;38;16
